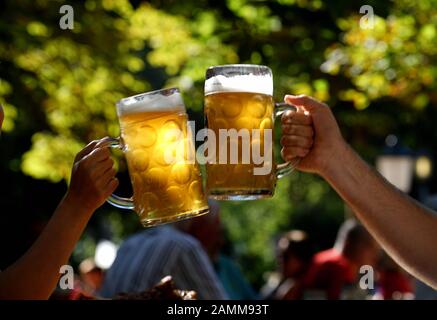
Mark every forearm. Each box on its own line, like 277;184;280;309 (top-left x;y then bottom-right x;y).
0;194;93;299
322;142;437;288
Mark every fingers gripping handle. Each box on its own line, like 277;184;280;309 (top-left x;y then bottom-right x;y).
274;102;301;179
105;137;135;210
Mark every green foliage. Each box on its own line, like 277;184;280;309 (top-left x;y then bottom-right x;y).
324;1;437;109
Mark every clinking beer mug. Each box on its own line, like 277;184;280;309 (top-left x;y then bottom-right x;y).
106;88;209;227
204;64;299;200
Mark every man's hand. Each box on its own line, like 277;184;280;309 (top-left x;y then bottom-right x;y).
280;94;345;176
65;137;119;212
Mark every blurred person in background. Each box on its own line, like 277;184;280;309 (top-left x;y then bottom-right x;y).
0;102;118;299
100;200;228;300
261;230;313;300
302;219;380;299
199;202;257;300
376;253;413;300
69;258;104;300
280;94;437;290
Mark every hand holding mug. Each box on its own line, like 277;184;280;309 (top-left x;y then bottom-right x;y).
280;94;345;177
66;138;119;212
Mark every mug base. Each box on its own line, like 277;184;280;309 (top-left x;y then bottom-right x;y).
140;207;210;228
208;189;273;200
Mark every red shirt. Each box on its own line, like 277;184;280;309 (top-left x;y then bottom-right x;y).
379;270;413;299
303;249;356;300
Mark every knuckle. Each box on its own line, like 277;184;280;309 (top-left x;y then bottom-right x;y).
299;95;310;103
82;155;93;165
301;136;309;145
303;113;312;122
95;137;106;145
281;124;290;133
294;136;303;144
93;147;107;159
96;137;111;147
281;147;292;158
282;124;292;134
294;114;307;124
109;167;116;176
299;148;309;157
86;140;98;148
100;148;110;158
94;147;105;154
73;162;81;170
290;126;299;135
281;113;292;123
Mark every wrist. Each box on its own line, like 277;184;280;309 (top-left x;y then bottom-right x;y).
319;139;351;180
62;191;96;219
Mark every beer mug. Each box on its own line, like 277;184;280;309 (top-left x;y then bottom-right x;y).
107;88;209;226
204;64;299;200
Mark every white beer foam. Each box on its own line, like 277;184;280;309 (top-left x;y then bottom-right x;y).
117;90;185;116
204;74;273;96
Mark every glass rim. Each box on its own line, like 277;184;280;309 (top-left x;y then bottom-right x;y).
116;87;181;109
207;64;272;72
205;64;273;80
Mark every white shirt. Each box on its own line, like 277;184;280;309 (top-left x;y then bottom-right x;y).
100;226;227;300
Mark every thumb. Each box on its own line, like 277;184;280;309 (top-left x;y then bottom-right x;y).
284;94;328;113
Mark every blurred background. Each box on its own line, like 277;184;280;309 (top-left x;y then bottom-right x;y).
1;0;436;299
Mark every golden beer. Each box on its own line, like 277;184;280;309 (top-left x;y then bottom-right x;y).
108;88;209;226
204;64;297;200
205;92;276;199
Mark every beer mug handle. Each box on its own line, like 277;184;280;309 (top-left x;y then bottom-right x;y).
105;137;135;210
274;102;301;179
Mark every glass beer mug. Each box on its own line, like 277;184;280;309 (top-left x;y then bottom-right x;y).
107;88;209;226
204;64;299;200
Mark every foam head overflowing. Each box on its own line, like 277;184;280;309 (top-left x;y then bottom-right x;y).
205;74;273;96
117;88;185;116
